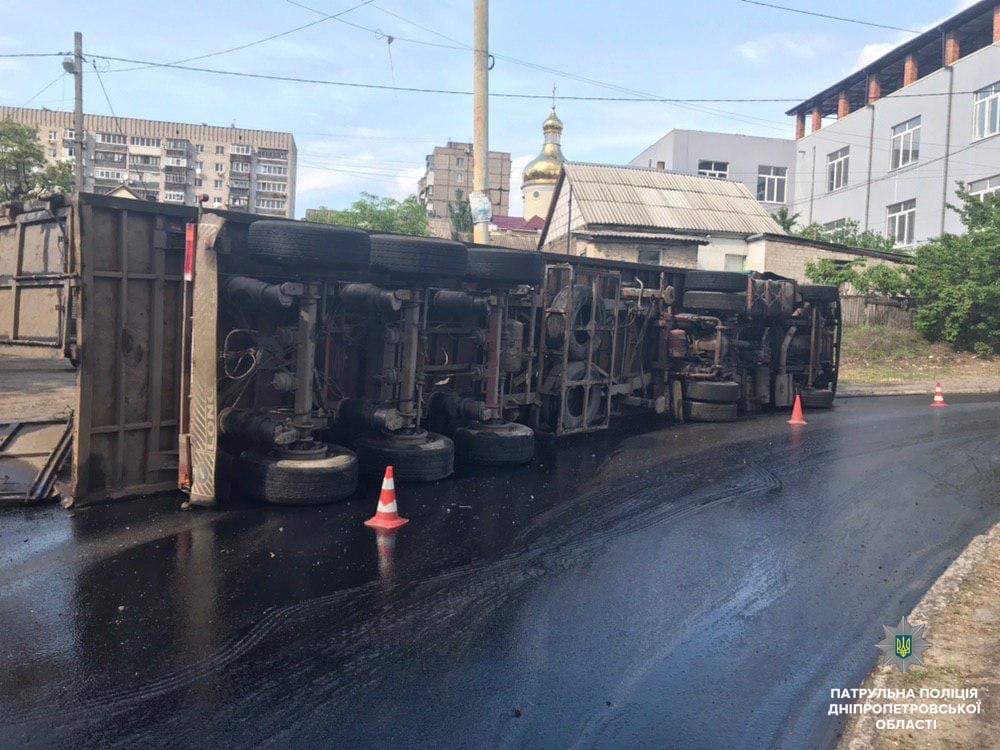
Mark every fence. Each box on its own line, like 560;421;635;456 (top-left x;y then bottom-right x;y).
840;295;915;329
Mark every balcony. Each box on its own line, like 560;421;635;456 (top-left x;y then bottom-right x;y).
163;156;188;169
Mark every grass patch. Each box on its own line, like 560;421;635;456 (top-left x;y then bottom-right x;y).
842;326;931;362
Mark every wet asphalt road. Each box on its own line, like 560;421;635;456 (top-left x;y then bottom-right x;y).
1;395;998;749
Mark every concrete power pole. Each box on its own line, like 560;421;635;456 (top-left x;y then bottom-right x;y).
72;32;84;195
471;0;490;244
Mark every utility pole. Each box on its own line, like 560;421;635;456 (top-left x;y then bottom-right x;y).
471;0;490;244
71;32;84;194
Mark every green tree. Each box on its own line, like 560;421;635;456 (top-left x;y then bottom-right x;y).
908;186;1000;355
448;189;473;240
0;120;74;201
308;192;428;236
795;217;897;252
771;206;800;233
805;258;910;297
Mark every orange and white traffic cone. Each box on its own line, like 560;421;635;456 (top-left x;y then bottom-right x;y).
788;394;808;425
364;466;409;529
930;383;948;408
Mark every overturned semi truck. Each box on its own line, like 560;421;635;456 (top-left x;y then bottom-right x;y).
0;196;840;507
190;216;840;506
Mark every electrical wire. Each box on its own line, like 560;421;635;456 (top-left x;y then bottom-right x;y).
22;72;64;106
739;1;923;34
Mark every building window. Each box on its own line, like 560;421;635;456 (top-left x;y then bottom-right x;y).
257;164;287;176
258;149;288;160
969;174;1000;199
144;192;159;201
64;129;75;140
697;160;728;179
756;165;787;203
215;145;224;154
166;139;188;150
973;81;1000;141
232;161;250;173
215;163;225;174
97;132;127;145
47;147;57;158
886;199;916;246
194;178;203;187
214;179;223;189
656;161;666;170
164;191;185;202
129;154;160;166
129;136;161;148
822;218;848;231
255;198;286;210
456;156;465;167
95;169;123;180
456;173;464;183
165;173;185;184
724;254;746;272
890;116;921;170
48;130;57;142
164;156;187;167
827;147;849;192
196;161;204;172
196;144;205;152
95;150;125;163
257;181;287;193
231;143;252;155
637;249;661;265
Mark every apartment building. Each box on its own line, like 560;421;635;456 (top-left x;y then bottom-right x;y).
0;106;296;217
629;130;796;212
417;141;511;219
787;0;1000;247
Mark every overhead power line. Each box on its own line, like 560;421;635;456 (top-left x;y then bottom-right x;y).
739;1;923;34
22;72;65;106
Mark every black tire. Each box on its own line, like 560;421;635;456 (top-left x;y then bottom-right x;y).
801;388;835;408
543;360;606;430
684;380;741;403
247;220;371;271
454;421;535;465
545;284;607;361
683;270;748;293
467;246;545;285
355;430;454;482
682;290;747;314
237;444;359;505
369;234;468;277
798;284;839;303
683;400;738;423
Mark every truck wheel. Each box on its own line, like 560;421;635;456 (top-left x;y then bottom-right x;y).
467;247;545;285
800;388;835;408
798;284;839;303
544;361;606;430
684;380;741;403
247;220;371;270
681;290;747;314
545;284;607;361
237;445;359;505
683;400;738;423
455;421;535;465
369;234;468;277
683;270;748;293
355;429;455;482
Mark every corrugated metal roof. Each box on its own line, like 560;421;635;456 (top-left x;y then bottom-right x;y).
579;229;708;244
563;163;783;236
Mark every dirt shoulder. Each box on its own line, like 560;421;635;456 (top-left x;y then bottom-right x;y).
838;326;1000;397
0;346;76;421
839;522;1000;749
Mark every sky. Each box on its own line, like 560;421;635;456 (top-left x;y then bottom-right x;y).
0;0;981;218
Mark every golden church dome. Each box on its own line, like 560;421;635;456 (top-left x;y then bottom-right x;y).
522;108;566;186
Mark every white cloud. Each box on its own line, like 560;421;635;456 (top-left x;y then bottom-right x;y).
737;34;829;62
854;40;901;68
393;166;425;198
295;165;356;195
0;61;21;72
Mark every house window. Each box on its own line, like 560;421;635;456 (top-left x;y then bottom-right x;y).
697;160;728;179
756;165;787;203
973;81;1000;141
456;173;464;183
886;199;916;246
215;145;224;154
48;130;57;142
196;144;205;152
215;163;225;174
130;136;161;148
724;254;746;272
64;129;75;140
827;147;849;192
214;179;223;189
456;156;465;167
655;161;666;170
194;178;203;187
890;116;921;170
969;174;1000;199
637;249;661;265
97;132;126;145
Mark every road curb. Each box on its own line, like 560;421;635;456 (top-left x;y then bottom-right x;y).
837;387;1000;399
